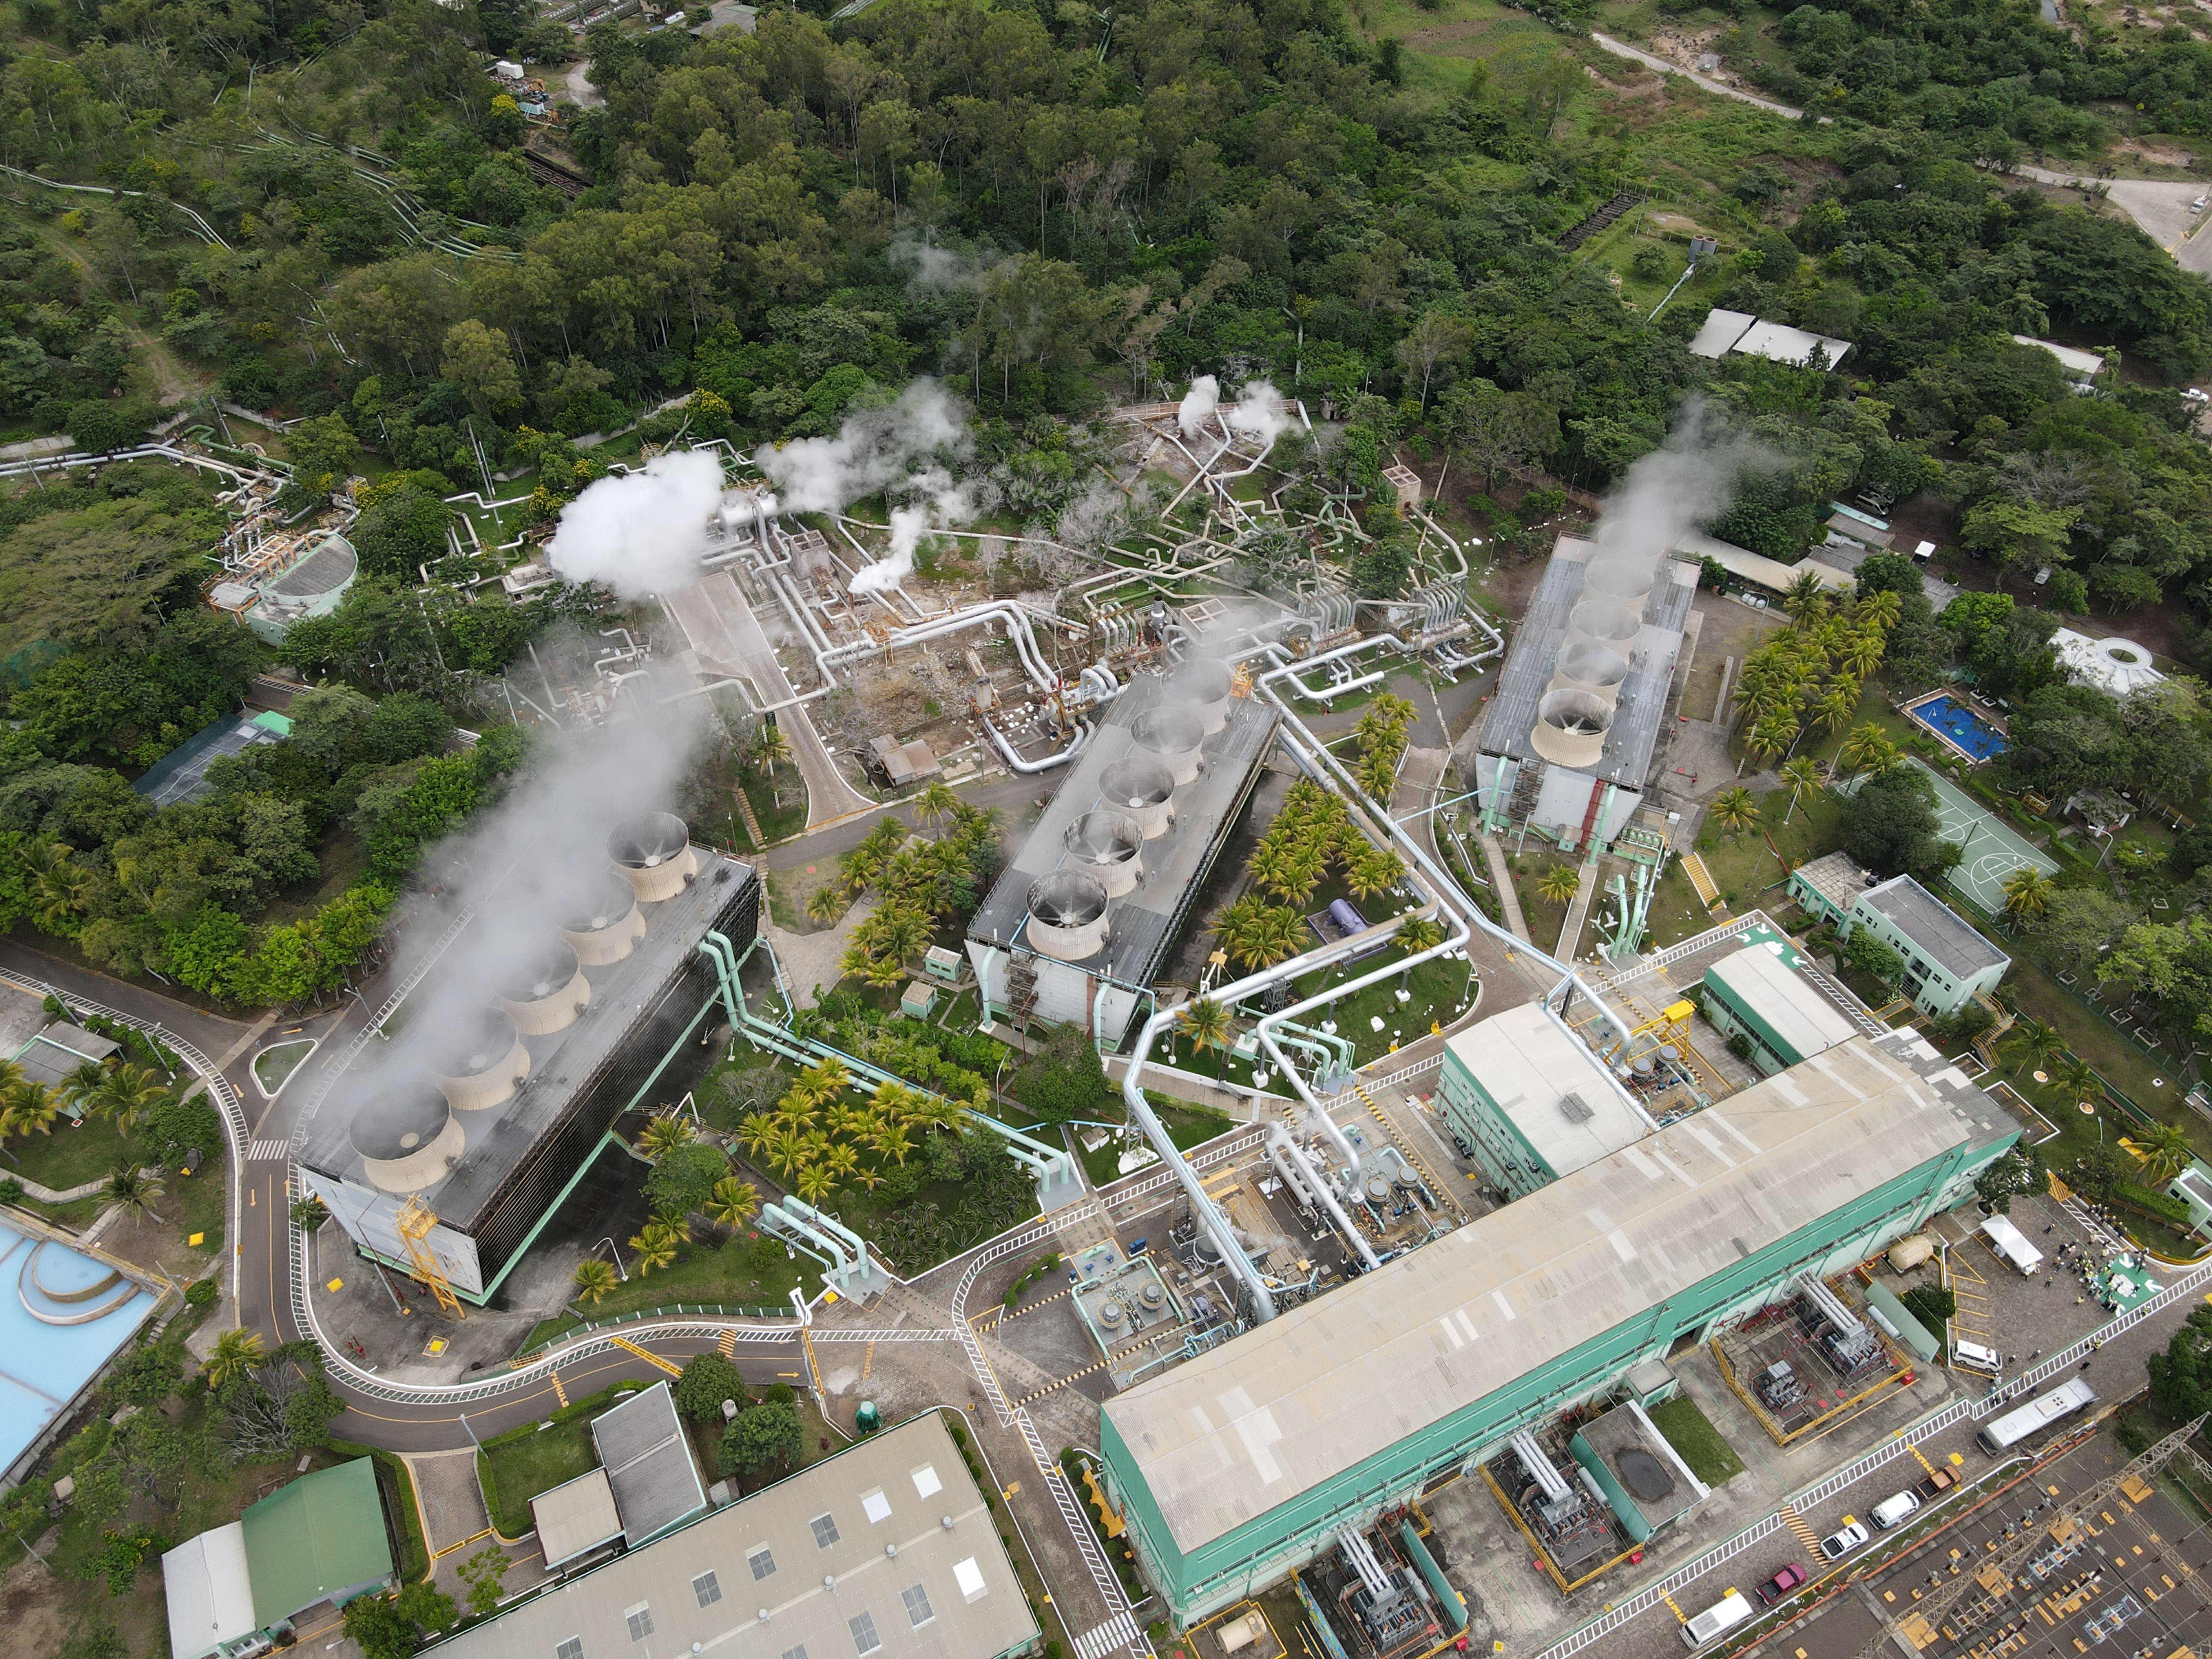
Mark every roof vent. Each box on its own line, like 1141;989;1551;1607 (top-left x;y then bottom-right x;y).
1558;1091;1594;1124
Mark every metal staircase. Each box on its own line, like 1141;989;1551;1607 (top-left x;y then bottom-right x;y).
1006;952;1039;1027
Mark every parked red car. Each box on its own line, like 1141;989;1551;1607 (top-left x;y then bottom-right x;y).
1756;1564;1809;1606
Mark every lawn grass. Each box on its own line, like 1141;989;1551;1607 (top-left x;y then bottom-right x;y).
1647;1391;1746;1486
524;1235;805;1351
251;1038;315;1096
1695;781;1846;911
742;769;811;848
4;1111;132;1193
479;1418;600;1537
1079;1099;1239;1187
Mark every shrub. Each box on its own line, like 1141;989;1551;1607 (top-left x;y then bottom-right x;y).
1900;1285;1956;1331
184;1277;219;1307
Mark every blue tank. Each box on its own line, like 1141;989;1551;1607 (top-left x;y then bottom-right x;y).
1328;899;1369;937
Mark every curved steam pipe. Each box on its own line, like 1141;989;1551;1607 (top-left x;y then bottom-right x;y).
982;716;1092;774
1267;1122;1382;1272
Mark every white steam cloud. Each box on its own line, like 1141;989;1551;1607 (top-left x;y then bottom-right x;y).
545;449;725;600
1586;400;1766;582
1178;375;1220;439
1226;379;1289;445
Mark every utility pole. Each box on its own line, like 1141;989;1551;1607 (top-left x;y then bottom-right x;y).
1848;1415;2205;1659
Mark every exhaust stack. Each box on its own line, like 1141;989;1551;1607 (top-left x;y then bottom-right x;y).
1132;707;1205;785
351;1088;465;1194
561;871;648;965
432;1008;530;1113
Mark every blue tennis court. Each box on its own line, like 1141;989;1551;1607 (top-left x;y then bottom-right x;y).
1906;693;2008;763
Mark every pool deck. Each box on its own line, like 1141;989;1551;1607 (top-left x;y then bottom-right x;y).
1902;688;2009;767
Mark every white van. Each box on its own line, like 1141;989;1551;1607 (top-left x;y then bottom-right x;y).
1870;1489;1922;1529
1680;1590;1755;1649
1953;1339;2002;1376
1978;1214;2044;1277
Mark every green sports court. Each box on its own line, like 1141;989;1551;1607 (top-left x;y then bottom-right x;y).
1902;758;2059;915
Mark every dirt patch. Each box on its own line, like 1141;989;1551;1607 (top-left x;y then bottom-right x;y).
2115;135;2205;168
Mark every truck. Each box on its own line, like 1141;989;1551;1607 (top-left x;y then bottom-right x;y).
1911;1466;1959;1502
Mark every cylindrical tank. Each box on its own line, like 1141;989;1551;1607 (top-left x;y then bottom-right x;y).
1132;707;1205;785
351;1089;465;1194
432;1007;530;1113
496;941;591;1036
1566;597;1641;651
610;812;699;903
1065;810;1145;898
561;871;648;965
1169;658;1234;735
1026;871;1110;962
1547;640;1630;706
1886;1235;1935;1273
1099;756;1176;839
1529;687;1612;768
1329;898;1370;935
1582;555;1655;607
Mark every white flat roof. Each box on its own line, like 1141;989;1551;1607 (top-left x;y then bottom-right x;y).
2052;628;2165;697
164;1522;257;1659
531;1469;622;1569
1705;944;1858;1062
1104;1030;2004;1556
2013;335;2104;378
1673;534;1854;594
1731;320;1852;369
1687;308;1756;358
1444;1004;1648;1178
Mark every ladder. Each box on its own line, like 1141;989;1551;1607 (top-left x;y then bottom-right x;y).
394;1196;463;1318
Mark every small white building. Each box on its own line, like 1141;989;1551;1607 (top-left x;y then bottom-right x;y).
1689;309;1853;371
2051;628;2164;698
2012;335;2107;385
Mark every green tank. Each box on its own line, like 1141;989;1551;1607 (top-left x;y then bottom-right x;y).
856;1399;882;1434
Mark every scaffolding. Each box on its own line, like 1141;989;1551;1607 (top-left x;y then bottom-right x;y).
394;1196;463;1318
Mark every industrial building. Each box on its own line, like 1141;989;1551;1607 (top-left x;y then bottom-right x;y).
1786;854;2009;1017
966;660;1276;1048
1433;1003;1652;1200
1698;943;1860;1076
1688;309;1854;371
421;1412;1042;1659
1470;537;1695;851
300;815;761;1305
133;710;293;807
1099;1025;2017;1624
206;528;359;644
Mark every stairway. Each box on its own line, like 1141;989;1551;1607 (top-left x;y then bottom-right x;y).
1006;953;1038;1027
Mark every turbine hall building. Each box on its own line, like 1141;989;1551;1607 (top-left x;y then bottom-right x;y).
966;658;1276;1049
300;816;760;1305
1097;1026;2017;1625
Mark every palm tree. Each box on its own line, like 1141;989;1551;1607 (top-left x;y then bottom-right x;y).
203;1327;264;1386
95;1064;169;1137
1396;916;1447;986
2001;865;2056;924
1857;589;1903;632
629;1222;682;1275
1814;685;1857;737
2055;1054;2098;1112
764;1125;808;1179
1255;906;1307;967
907;1093;965;1135
101;1163;164;1229
1346;848;1408;902
737;1112;779;1159
824;1142;860;1184
59;1059;106;1122
1536;864;1581;905
870;1080;916;1126
21;841;91;933
2;1082;59;1139
801;1058;852;1102
914;780;961;825
707;1177;760;1227
2136;1121;2194;1185
805;886;844;925
1837;723;1896;779
2013;1017;2063;1077
1748;708;1800;765
637;1113;694;1160
1779;756;1823;825
795;1164;836;1205
1782;569;1830;620
572;1259;619;1305
1710;786;1761;839
752;719;793;778
1841;630;1884;680
1178;996;1233;1079
872;1122;914;1165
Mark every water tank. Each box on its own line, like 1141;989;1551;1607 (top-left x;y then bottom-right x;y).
1886;1234;1935;1272
561;871;648;965
351;1088;465;1194
497;941;591;1035
610;812;699;903
1100;756;1176;839
1132;707;1205;785
1328;898;1370;936
432;1007;530;1113
1530;687;1612;768
1027;871;1110;962
1170;658;1235;735
1065;810;1145;898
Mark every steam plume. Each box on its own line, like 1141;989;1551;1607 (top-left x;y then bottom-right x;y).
545;449;726;599
1226;379;1289;445
1178;375;1220;439
1587;400;1765;580
755;380;968;515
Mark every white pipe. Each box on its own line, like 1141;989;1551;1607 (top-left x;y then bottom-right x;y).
983;716;1091;774
1268;1122;1381;1271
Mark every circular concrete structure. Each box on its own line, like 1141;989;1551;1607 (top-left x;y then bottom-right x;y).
610;813;699;903
561;871;648;965
433;1008;530;1113
496;941;591;1036
352;1089;465;1194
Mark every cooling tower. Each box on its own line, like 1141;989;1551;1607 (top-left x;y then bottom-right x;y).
610;813;699;903
1027;871;1110;962
1100;756;1176;838
1581;554;1656;607
351;1089;466;1194
496;941;591;1036
1566;597;1641;652
1529;688;1613;768
1547;640;1630;702
432;1008;531;1113
1065;810;1145;898
560;871;648;965
1133;707;1205;785
1169;658;1235;735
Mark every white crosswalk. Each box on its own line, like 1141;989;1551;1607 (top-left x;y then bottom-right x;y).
247;1138;292;1162
1074;1613;1139;1659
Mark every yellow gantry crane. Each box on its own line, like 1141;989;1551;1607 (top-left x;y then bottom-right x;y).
394;1196;464;1319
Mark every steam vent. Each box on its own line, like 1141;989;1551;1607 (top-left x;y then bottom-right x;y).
1133;707;1206;785
1169;657;1235;735
432;1007;530;1113
610;812;699;903
1027;870;1111;961
1065;809;1146;898
351;1089;465;1195
1100;755;1177;838
561;870;648;965
496;940;591;1036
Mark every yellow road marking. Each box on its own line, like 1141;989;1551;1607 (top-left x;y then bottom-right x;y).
608;1334;683;1378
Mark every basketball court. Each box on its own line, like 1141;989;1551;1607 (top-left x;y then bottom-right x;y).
1904;758;2058;914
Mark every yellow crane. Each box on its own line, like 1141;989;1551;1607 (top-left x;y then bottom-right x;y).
394;1196;463;1319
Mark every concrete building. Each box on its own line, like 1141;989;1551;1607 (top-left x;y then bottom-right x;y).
1471;537;1696;851
590;1381;708;1546
421;1412;1041;1659
1433;1003;1652;1199
1098;1028;2016;1625
1698;944;1861;1076
1786;855;2009;1017
966;666;1276;1049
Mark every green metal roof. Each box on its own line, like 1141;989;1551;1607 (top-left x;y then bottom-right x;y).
240;1458;394;1625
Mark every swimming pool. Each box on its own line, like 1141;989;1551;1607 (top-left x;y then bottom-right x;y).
0;1220;154;1480
1907;693;2008;762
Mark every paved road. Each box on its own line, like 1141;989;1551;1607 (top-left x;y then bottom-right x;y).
1591;32;1809;118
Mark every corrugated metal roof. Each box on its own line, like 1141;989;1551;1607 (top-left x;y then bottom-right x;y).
532;1469;623;1568
1443;1004;1648;1178
1858;876;2008;980
1104;1030;2003;1554
240;1457;394;1625
1705;945;1858;1063
591;1381;706;1545
162;1522;257;1659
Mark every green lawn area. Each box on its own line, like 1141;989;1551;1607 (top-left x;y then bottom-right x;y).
523;1235;805;1352
479;1418;600;1537
251;1039;315;1096
741;769;812;848
1078;1097;1238;1187
4;1112;132;1193
1696;781;1845;911
1647;1392;1746;1486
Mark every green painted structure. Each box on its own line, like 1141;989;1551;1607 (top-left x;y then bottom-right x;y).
239;1457;395;1628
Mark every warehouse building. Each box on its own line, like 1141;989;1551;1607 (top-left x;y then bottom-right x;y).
1098;1027;2016;1625
1433;1003;1652;1200
1786;854;2009;1017
966;661;1275;1049
422;1412;1041;1659
1698;943;1863;1076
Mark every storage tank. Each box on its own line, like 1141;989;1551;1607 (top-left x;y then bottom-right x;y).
1169;658;1234;735
1132;707;1205;786
496;941;591;1036
1886;1235;1935;1273
1065;810;1145;898
1026;871;1110;962
1099;756;1176;839
1328;898;1370;936
432;1007;530;1113
350;1088;465;1194
1547;640;1630;704
560;871;648;965
610;812;699;903
1565;597;1641;652
1530;687;1612;768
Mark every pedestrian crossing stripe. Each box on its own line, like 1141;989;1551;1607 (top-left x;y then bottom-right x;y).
1013;1359;1111;1407
1781;1503;1824;1555
1074;1613;1139;1659
248;1139;291;1162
